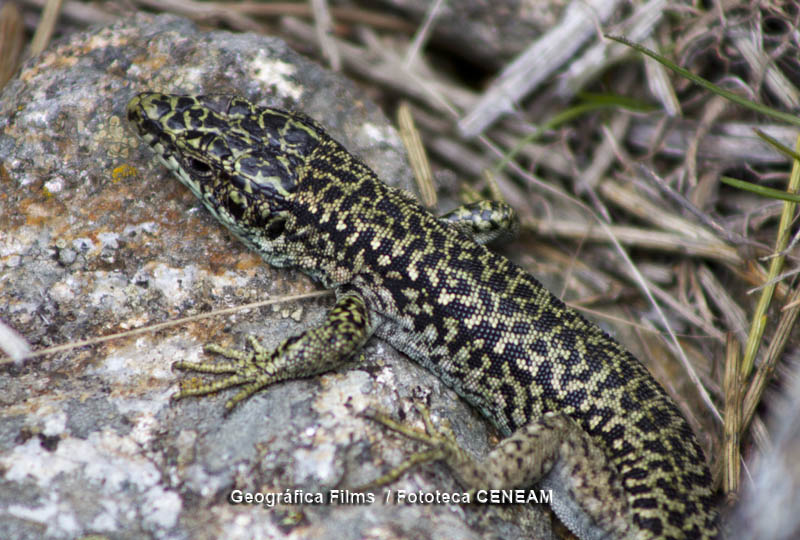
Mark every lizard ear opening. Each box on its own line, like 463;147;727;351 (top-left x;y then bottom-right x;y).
224;191;247;222
265;216;286;240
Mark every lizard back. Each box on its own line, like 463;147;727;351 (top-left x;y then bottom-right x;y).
127;92;718;539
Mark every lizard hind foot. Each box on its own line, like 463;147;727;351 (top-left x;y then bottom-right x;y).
357;404;468;491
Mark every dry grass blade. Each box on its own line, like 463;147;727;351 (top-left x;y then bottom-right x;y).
741;283;800;437
608;34;800;127
577;110;631;193
576;112;631;221
0;291;331;366
723;333;743;501
397;102;437;208
29;0;62;57
697;266;748;347
525;216;740;265
310;0;340;71
686;96;728;186
556;0;667;98
403;0;444;69
642;36;680;116
729;25;799;109
0;2;24;89
22;0;115;25
629;121;797;165
132;0;267;32
635;165;746;246
280;16;475;114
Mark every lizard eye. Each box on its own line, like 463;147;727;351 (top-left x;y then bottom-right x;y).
187;157;212;175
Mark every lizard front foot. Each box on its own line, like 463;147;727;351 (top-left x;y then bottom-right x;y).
172;335;279;410
172;291;372;411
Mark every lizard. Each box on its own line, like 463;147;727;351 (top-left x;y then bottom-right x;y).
126;92;718;539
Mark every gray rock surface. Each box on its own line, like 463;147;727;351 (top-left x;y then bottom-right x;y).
0;14;553;540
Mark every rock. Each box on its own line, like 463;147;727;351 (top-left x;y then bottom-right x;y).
0;13;552;540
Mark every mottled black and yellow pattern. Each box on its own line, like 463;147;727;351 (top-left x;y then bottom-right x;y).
126;93;718;539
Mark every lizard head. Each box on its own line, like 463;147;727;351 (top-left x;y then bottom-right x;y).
126;92;322;267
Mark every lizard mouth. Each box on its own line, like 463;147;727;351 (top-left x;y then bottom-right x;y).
126;92;177;145
126;93;193;180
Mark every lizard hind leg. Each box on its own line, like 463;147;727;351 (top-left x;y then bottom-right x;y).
363;406;635;540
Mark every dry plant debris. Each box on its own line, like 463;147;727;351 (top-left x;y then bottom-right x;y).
4;0;800;536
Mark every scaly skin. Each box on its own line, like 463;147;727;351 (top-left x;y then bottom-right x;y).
126;92;718;539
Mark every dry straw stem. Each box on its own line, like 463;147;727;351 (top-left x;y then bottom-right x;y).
20;0;114;25
629;121;796;164
729;26;799;110
29;0;62;56
397;102;437;209
642;36;680;117
0;2;25;89
310;0;340;71
723;333;743;501
555;0;668;99
403;0;444;70
740;283;800;443
525;215;738;266
281;16;476;113
129;0;415;34
458;0;620;137
0;291;332;366
697;266;748;348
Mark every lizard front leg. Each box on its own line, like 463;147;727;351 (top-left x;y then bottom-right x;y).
173;290;371;411
438;200;519;245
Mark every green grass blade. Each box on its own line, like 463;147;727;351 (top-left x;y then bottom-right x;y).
721;176;800;203
606;35;800;128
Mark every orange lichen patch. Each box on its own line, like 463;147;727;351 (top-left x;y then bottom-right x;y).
111;164;138;183
131;52;169;72
0;162;11;184
233;253;263;272
203;244;259;272
20;27;133;83
21;197;66;227
81;188;131;222
18;52;78;82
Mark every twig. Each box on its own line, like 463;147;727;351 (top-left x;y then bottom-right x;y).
0;291;331;366
458;0;620;137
